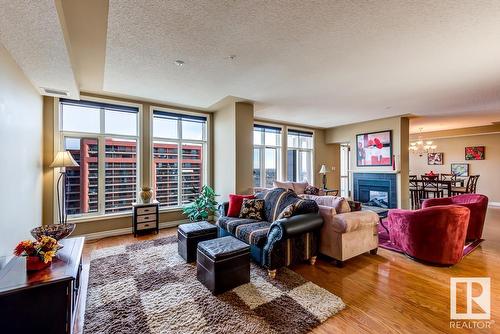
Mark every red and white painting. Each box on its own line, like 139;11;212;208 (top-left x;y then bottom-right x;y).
356;130;392;166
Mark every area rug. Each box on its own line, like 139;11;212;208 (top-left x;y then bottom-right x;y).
378;221;483;257
84;235;345;334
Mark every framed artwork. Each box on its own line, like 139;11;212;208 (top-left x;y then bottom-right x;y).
451;163;469;177
356;130;392;167
427;152;444;165
465;146;485;160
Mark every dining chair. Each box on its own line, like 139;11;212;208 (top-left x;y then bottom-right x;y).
421;175;443;199
409;175;421;209
451;175;480;195
439;173;457;197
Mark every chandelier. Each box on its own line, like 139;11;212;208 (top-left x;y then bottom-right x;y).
409;128;437;157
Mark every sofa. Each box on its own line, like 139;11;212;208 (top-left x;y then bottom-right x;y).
217;188;323;278
421;194;488;240
303;194;380;266
388;205;470;265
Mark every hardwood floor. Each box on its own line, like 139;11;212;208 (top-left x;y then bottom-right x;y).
75;208;500;334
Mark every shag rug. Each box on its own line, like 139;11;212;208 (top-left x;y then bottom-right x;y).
84;235;345;334
378;221;483;257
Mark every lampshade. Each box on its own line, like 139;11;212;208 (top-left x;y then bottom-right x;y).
50;151;79;168
319;164;328;174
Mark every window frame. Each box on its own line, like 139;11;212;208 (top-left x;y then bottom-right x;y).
151;106;210;212
286;128;315;184
253;123;283;188
54;96;143;223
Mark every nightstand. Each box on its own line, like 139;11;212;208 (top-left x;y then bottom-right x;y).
132;201;160;237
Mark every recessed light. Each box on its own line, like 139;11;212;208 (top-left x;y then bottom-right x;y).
174;60;185;66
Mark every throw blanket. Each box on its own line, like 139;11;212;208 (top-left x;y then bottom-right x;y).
255;188;319;222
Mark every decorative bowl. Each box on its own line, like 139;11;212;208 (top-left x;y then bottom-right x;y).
30;223;76;241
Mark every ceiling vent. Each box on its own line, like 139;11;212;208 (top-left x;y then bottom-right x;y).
41;87;69;97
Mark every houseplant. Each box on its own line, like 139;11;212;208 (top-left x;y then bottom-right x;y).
14;236;61;271
182;185;218;222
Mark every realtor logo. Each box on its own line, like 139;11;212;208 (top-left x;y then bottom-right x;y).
450;277;490;320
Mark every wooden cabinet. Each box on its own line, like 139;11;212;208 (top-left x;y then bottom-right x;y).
0;237;84;334
133;201;160;237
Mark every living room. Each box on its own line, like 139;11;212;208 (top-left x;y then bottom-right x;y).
0;1;499;333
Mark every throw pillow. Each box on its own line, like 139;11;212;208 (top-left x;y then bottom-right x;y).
304;185;320;195
292;182;309;194
276;203;297;220
239;199;265;220
273;181;295;192
228;194;255;217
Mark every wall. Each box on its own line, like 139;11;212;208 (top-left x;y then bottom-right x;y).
0;45;43;258
213;103;236;200
409;132;500;203
314;129;340;189
213;102;254;201
325;116;410;208
43;92;213;236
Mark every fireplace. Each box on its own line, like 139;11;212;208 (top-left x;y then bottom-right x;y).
353;173;397;209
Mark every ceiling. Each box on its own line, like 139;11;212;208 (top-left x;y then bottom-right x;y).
2;0;500;132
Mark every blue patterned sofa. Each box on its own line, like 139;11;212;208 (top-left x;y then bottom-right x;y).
217;188;323;278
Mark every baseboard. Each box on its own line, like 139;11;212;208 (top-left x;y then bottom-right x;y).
83;219;189;241
488;202;500;208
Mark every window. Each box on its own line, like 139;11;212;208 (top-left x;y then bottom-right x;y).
152;110;207;209
253;124;282;187
287;129;314;183
59;99;140;218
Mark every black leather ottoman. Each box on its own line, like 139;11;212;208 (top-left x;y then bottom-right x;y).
197;236;250;294
177;221;217;262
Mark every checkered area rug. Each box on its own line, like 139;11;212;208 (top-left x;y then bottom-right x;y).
84;235;345;334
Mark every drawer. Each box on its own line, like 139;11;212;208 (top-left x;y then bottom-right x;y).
137;206;157;215
137;215;156;223
137;222;157;230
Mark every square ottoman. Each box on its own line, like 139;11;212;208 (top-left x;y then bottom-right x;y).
197;236;250;294
177;221;218;262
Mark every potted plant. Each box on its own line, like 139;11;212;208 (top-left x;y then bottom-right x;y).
13;236;61;271
182;185;218;222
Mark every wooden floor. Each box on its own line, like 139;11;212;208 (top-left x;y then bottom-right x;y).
76;207;500;334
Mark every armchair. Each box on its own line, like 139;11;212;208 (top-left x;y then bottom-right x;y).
388;205;470;265
421;194;488;240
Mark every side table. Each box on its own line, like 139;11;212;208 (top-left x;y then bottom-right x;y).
132;201;160;237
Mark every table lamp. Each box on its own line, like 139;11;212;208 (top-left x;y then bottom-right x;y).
50;151;79;224
319;164;329;189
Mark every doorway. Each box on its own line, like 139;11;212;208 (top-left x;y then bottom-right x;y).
340;143;351;198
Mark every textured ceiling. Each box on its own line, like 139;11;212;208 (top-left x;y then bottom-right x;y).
2;1;500;130
0;0;78;99
103;0;500;128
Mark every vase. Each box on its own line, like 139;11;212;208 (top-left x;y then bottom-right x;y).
26;256;51;271
140;187;153;204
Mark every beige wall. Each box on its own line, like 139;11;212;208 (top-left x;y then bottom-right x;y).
43;92;212;235
213;102;254;201
325;116;410;208
314;129;340;189
0;45;43;257
409;132;500;203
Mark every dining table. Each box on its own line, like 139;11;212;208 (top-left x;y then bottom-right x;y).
410;178;465;195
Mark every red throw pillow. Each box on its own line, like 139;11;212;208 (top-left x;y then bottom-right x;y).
228;194;255;217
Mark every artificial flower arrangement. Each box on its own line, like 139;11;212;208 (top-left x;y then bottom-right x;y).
14;236;61;271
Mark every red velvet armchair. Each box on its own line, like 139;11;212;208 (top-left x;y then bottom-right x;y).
421;194;488;240
388;205;470;265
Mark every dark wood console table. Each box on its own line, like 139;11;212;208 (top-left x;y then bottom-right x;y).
0;237;84;334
